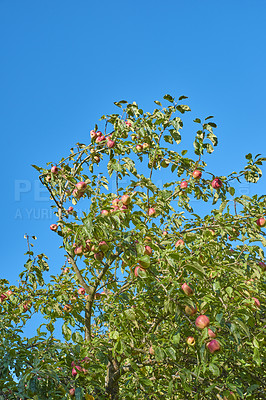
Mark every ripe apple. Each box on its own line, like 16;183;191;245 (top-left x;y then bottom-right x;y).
195;315;210;329
144;245;152;256
185;305;197;316
192;170;202;179
258;261;266;270
107;139;115;148
134;266;145;277
161;159;170;168
121;194;131;205
211;177;223;189
175;239;185;247
94;251;104;261
63;267;69;274
45;175;51;182
125;120;132;127
186;336;195;346
69;388;75;396
148;207;156;217
101;209;109;216
207;339;221;353
76;181;87;191
208;328;217;338
50;224;58;231
256;217;266;227
94;292;101;300
0;294;7;303
51;166;58;174
142;142;150;150
74;246;83;256
162;230;168;236
252;297;260;308
71;367;77;377
180;181;188;189
78;287;85;295
64;304;72;313
96;131;102;137
90;129;97;139
136;144;143;152
99;241;109;253
96;135;106;143
181;283;193;296
68;206;74;213
149;346;155;355
94;155;100;163
6;290;13;296
112;198;120;207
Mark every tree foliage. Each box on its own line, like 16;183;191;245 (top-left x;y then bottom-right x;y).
1;95;265;399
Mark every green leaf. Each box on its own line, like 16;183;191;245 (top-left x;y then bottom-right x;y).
165;347;176;360
154;347;165;362
209;363;220;376
164;94;174;102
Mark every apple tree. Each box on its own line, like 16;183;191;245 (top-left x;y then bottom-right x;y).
0;95;265;399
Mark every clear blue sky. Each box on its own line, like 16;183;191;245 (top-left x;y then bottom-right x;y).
1;0;266;290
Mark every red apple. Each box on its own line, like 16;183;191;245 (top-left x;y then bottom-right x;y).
186;336;195;346
180;181;188;189
94;155;100;163
258;261;266;270
211;177;223;189
68;206;74;213
78;287;85;295
136;144;143;152
252;297;260;308
107;139;115;148
50;224;58;231
94;251;104;261
96;135;106;143
69;388;75;396
64;304;72;313
175;239;185;247
207;339;221;353
256;217;266;227
45;175;51;182
99;241;109;253
195;315;210;329
63;267;69;274
96;131;102;137
101;209;109;216
181;283;193;296
71;368;77;377
76;181;87;191
134;266;145;277
192;170;202;179
112;198;120;207
185;305;197;316
144;245;152;256
162;230;168;236
149;346;155;355
51;166;58;174
148;207;156;217
0;294;7;303
74;246;83;256
125;120;132;127
90;129;97;139
121;194;131;205
142;142;150;150
6;290;13;296
208;328;217;338
94;292;101;300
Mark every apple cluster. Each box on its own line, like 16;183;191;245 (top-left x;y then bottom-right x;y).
182;283;221;354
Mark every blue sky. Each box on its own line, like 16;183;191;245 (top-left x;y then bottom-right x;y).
0;0;266;306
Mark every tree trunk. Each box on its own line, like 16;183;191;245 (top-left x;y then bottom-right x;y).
105;358;120;400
